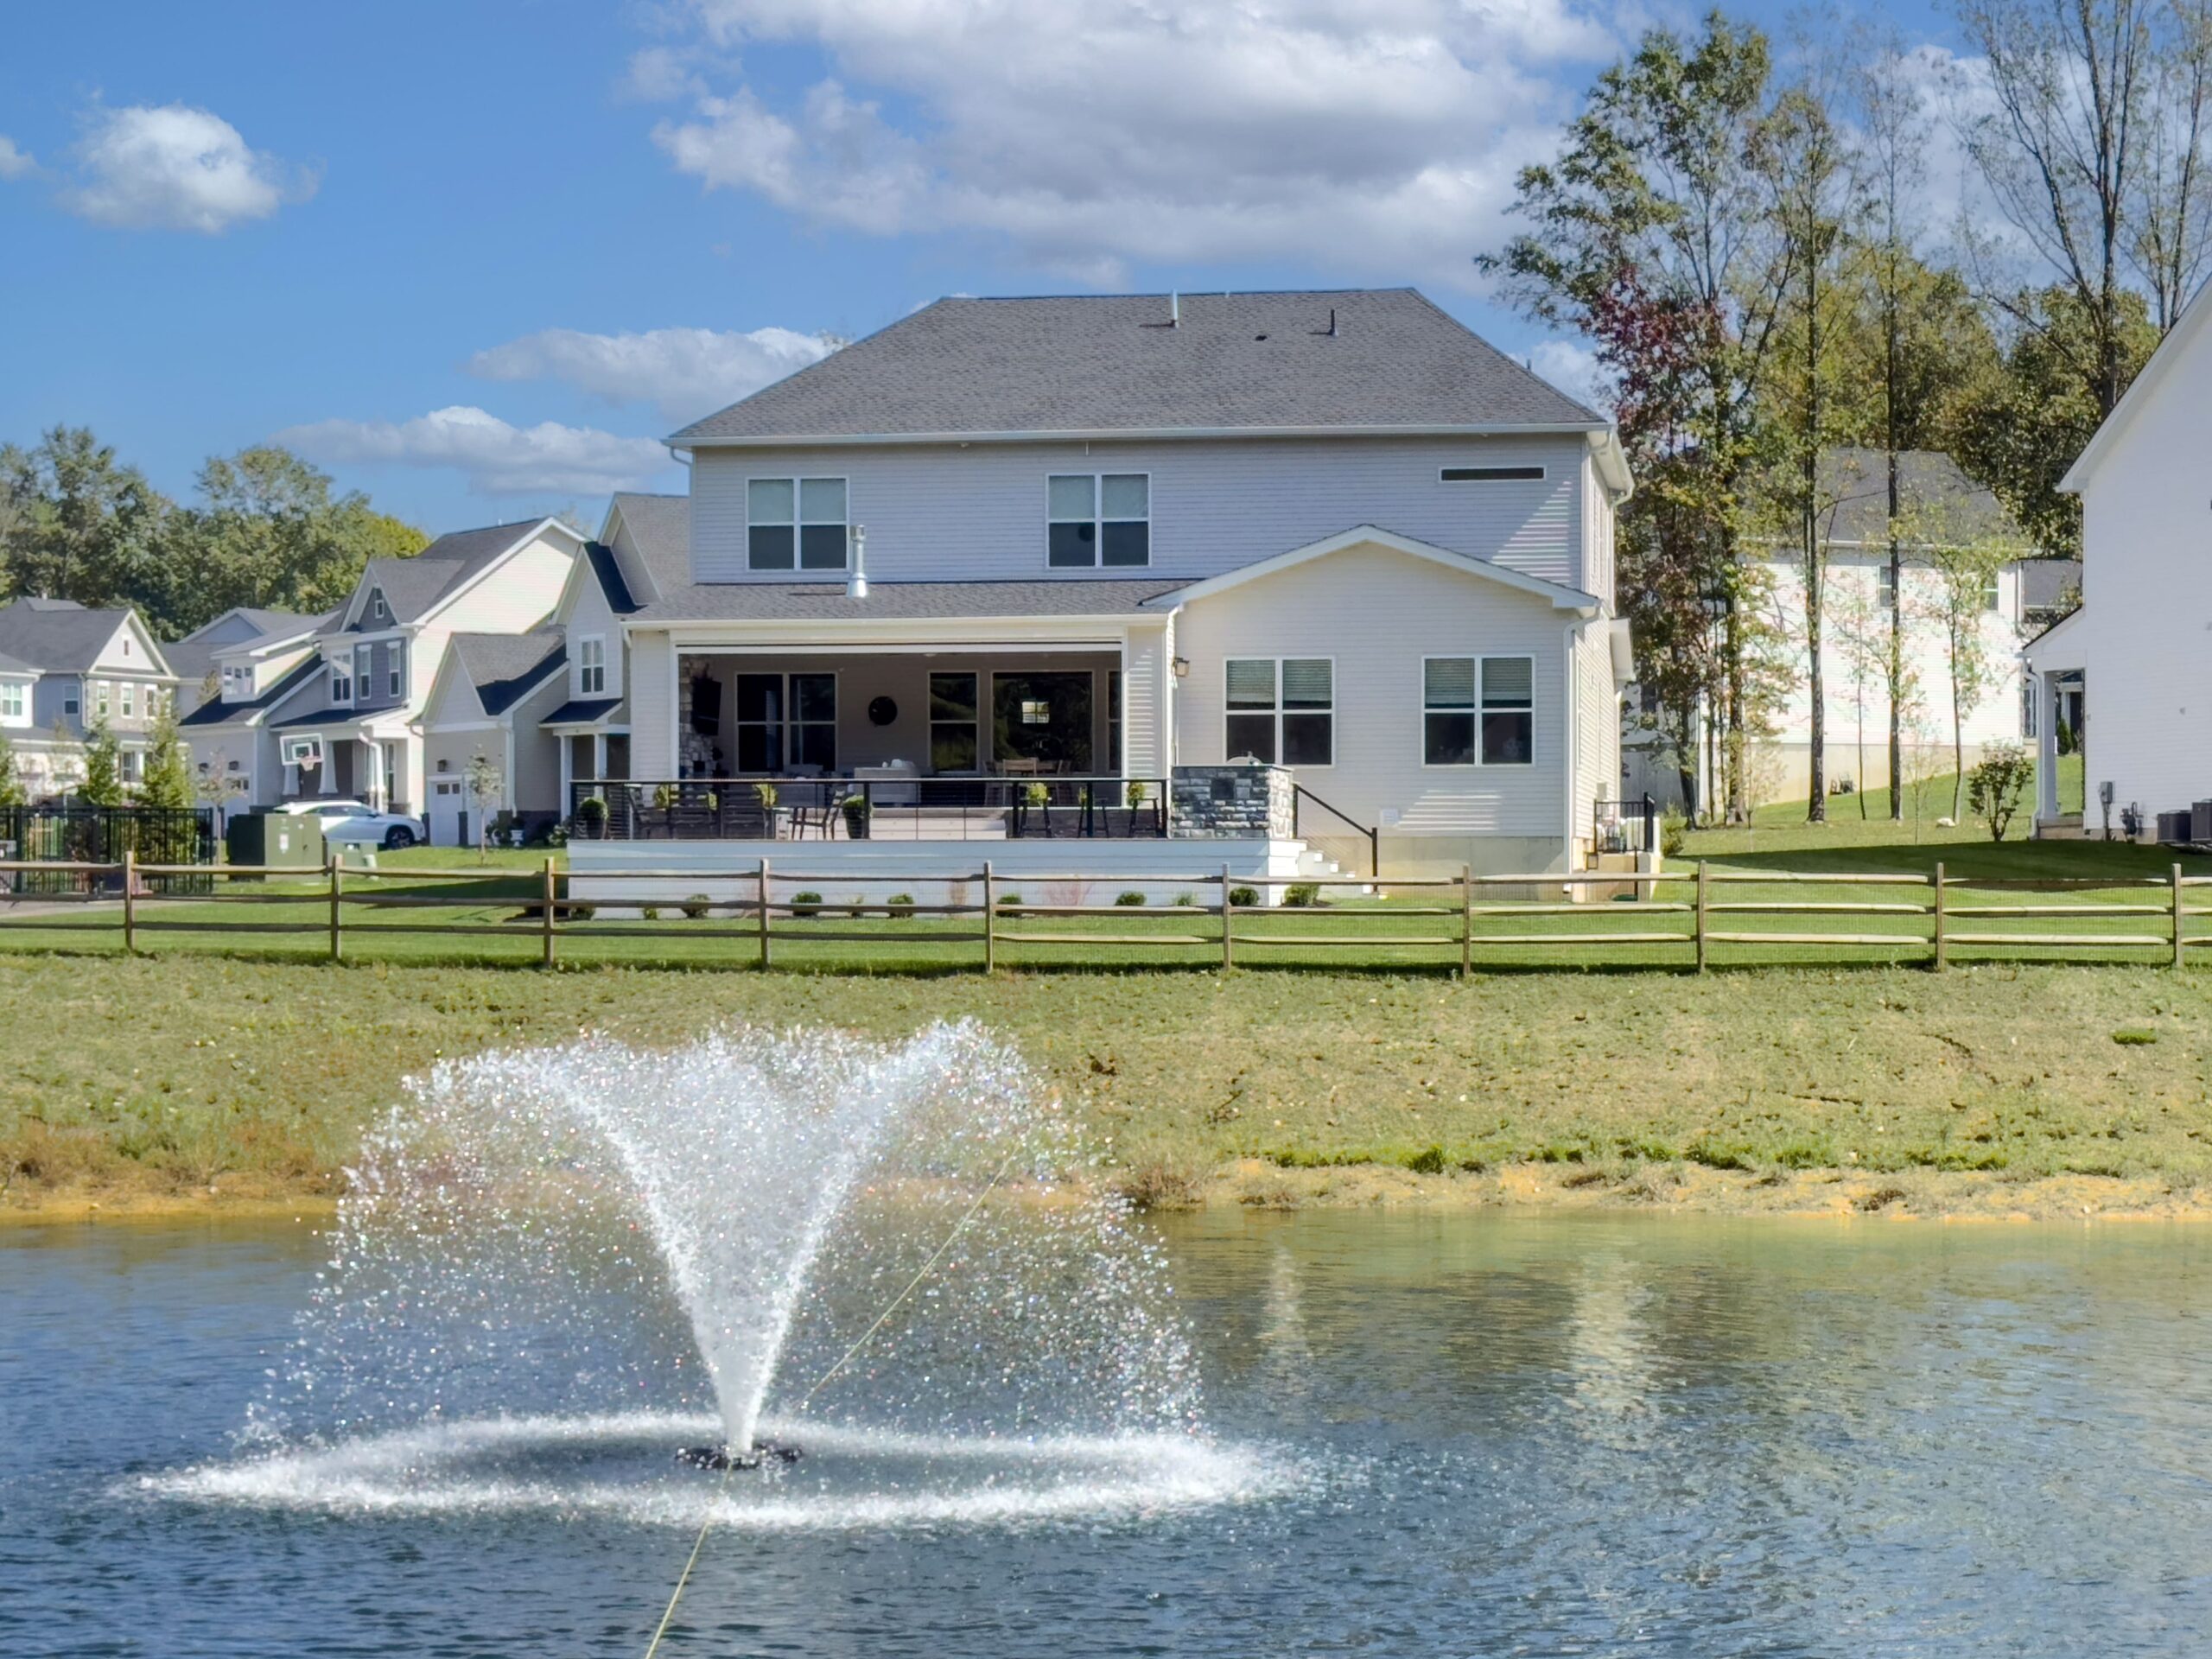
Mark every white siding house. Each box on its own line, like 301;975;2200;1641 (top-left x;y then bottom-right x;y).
569;289;1635;881
2027;289;2212;836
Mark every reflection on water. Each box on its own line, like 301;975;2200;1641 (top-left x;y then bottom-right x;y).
3;1213;2209;1656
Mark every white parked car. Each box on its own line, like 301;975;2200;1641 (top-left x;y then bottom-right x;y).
277;798;426;849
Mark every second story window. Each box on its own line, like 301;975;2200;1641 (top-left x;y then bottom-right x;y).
331;661;353;705
1048;474;1149;568
748;477;848;570
95;680;111;720
578;637;606;696
0;682;24;722
355;643;373;701
121;683;136;720
388;644;404;699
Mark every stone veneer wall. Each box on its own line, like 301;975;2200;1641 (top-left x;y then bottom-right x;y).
1168;763;1296;840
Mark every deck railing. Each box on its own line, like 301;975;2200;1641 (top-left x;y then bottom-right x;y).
564;776;1170;842
3;855;2210;975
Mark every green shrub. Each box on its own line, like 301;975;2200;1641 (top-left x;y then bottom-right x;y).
887;892;916;918
1404;1144;1449;1175
641;905;662;921
562;902;595;922
1967;741;2033;841
2112;1027;2158;1046
1173;892;1196;907
680;893;711;920
995;893;1024;909
1282;882;1320;907
1660;810;1688;858
1114;890;1146;906
790;890;823;918
1228;885;1261;907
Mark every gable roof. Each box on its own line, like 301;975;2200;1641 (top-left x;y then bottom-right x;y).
669;290;1611;451
445;631;567;715
1752;448;2029;551
1153;524;1603;613
166;606;329;685
0;648;34;676
630;575;1187;626
582;542;638;615
2062;279;2211;493
604;492;690;603
350;518;575;626
178;656;324;728
0;598;167;675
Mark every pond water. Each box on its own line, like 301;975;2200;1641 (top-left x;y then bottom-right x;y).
4;1212;2209;1656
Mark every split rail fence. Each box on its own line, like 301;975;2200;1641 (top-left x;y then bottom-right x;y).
2;855;2209;973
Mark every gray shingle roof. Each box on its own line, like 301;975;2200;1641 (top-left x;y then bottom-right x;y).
0;648;33;676
178;657;322;728
607;493;689;601
2018;556;2082;613
359;520;559;625
0;598;149;673
582;542;638;615
1757;449;2029;550
541;696;626;728
448;631;566;715
668;290;1601;445
165;607;330;686
630;577;1188;625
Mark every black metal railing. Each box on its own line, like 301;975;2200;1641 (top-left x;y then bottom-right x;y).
1290;784;1377;879
1592;794;1658;855
564;777;1171;842
0;806;217;895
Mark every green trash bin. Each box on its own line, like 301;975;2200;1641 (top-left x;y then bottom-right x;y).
225;810;326;876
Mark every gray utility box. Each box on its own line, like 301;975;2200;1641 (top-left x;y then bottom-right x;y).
226;810;326;874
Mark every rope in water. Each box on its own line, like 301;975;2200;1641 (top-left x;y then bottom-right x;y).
639;1153;1020;1658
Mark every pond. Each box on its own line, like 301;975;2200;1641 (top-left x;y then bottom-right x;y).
3;1212;2208;1656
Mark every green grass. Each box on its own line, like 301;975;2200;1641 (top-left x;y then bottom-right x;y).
4;951;2210;1206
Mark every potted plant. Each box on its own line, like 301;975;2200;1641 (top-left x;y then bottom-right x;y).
841;790;872;840
575;795;607;840
1124;778;1150;833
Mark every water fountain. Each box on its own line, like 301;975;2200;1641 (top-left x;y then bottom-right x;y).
150;1021;1281;1530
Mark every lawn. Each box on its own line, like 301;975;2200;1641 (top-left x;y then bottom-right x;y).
3;951;2209;1217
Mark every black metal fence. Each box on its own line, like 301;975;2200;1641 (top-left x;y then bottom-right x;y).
0;807;217;895
565;777;1172;842
1592;795;1659;856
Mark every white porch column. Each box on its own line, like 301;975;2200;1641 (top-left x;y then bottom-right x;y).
2036;671;2060;823
1121;619;1175;784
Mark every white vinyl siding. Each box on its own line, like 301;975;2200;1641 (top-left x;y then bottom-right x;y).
690;435;1587;587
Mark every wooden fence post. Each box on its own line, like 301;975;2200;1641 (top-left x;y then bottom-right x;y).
1220;863;1234;971
757;857;771;969
982;860;995;974
541;856;556;969
1694;861;1708;973
2174;862;2188;969
1460;863;1472;979
121;849;137;954
327;853;342;963
1932;861;1948;972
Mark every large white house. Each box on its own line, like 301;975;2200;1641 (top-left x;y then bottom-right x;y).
2027;289;2212;838
560;290;1634;883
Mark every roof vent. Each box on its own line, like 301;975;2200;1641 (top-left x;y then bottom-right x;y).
1170;290;1180;327
847;524;868;601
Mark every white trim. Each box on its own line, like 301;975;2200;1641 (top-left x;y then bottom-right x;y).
1046;469;1152;569
1222;654;1336;769
2061;278;2212;493
1157;524;1602;613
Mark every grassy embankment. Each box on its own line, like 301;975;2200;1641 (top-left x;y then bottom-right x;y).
6;769;2209;1221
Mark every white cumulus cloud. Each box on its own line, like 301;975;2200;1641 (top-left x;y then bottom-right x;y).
0;136;35;181
467;325;837;423
1529;339;1607;414
645;0;1619;288
62;103;313;233
276;407;676;497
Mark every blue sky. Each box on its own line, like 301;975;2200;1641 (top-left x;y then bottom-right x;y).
0;0;1974;535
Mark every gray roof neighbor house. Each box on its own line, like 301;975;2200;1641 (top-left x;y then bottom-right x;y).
446;631;566;715
0;597;170;674
605;492;691;601
355;522;559;626
1759;449;2031;551
668;289;1605;445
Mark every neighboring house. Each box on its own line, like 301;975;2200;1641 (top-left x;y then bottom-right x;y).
2026;283;2212;838
167;607;328;718
181;518;583;820
588;289;1633;877
0;597;180;798
1624;449;2035;811
417;631;568;844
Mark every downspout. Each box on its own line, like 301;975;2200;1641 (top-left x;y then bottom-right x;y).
1562;620;1580;872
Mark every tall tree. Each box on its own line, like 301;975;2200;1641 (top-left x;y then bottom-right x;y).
156;447;426;635
1484;11;1786;819
1955;0;2212;408
0;428;170;607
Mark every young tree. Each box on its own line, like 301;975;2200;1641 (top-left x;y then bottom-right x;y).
43;717;80;799
1923;536;2015;819
1484;14;1788;820
78;715;124;807
138;700;194;810
0;732;23;810
1827;568;1885;816
465;751;503;861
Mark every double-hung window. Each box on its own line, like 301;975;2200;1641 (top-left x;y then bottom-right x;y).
388;644;404;699
355;644;373;703
0;682;24;722
94;681;110;720
929;671;980;772
1224;658;1332;766
578;637;606;696
1980;569;2002;612
120;683;136;720
747;477;848;570
1047;474;1149;567
1877;562;1898;612
1423;656;1534;765
331;659;353;705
